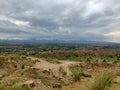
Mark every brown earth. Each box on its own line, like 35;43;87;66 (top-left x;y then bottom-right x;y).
0;56;120;90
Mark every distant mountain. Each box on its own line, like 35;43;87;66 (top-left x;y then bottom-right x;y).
0;39;117;44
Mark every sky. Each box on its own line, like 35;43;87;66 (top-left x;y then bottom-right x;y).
0;0;120;42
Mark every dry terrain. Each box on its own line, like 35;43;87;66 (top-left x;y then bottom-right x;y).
0;55;120;90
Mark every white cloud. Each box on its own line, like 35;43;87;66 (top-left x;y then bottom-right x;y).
9;19;29;26
105;31;120;42
0;16;29;26
82;0;105;18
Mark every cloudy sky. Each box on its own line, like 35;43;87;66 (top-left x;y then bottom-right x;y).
0;0;120;42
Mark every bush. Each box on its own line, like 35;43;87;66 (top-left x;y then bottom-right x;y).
21;64;25;69
71;69;84;81
59;66;67;76
87;71;114;90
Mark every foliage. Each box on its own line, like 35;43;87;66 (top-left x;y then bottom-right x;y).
87;71;114;90
71;69;85;81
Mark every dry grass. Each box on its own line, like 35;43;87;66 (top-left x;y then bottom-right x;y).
71;69;85;81
87;71;114;90
0;86;31;90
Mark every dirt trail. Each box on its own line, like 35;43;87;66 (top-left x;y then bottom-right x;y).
30;57;80;76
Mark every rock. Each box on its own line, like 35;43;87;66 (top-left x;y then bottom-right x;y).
42;70;50;75
23;80;35;88
53;83;62;88
0;75;3;79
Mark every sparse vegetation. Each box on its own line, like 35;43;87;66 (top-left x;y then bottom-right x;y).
0;86;31;90
21;64;25;69
71;69;85;81
59;66;67;76
87;71;114;90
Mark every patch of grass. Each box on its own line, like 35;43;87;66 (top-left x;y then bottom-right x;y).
71;69;85;81
59;66;67;76
21;64;25;69
87;71;114;90
0;85;31;90
57;56;120;63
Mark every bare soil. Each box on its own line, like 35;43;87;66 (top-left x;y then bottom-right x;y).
0;56;120;90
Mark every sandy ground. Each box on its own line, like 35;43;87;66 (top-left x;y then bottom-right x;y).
31;57;80;76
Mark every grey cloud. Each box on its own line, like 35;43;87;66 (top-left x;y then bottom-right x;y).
0;0;120;42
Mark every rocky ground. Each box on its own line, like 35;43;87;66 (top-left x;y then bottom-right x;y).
0;55;120;90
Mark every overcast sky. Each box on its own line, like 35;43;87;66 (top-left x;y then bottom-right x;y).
0;0;120;42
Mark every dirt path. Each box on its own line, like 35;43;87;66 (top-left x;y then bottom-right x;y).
29;57;80;76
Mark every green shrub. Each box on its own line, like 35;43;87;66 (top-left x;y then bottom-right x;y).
87;71;114;90
71;69;84;81
21;64;25;69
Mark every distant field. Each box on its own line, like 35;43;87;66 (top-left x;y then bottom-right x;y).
0;43;120;63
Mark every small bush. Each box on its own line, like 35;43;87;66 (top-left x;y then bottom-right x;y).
71;69;84;81
21;64;25;69
59;67;67;76
87;71;114;90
